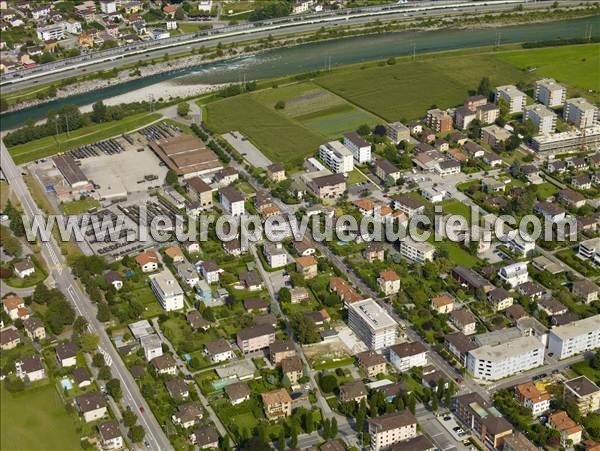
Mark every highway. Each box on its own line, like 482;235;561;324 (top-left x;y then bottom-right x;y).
1;0;582;92
0;140;173;451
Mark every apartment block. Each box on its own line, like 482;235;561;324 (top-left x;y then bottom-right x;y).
452;393;513;450
344;132;372;163
564;97;598;129
535;78;566;107
389;341;428;372
531;125;600;153
495;85;526;114
564;376;600;415
150;269;184;311
466;336;544;381
368;410;418;451
547;315;600;359
236;324;276;353
524;104;557;136
385;122;410;144
426;109;453;133
319;141;354;173
399;237;435;264
347;299;397;350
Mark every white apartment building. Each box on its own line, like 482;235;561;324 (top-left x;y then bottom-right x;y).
498;262;528;288
466;336;544;381
100;0;117;14
219;186;245;216
319;141;354;173
578;237;600;265
399;237;435;264
535;78;566;107
348;299;398;350
389;341;428;372
150;269;184;311
495;85;527;114
344;132;372;163
36;23;65;41
505;232;536;257
263;242;288;268
547;315;600;359
368;410;418;451
564;98;598;129
524;104;557;136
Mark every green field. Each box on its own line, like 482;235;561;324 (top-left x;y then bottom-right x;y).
496;44;600;97
1;383;81;450
8;113;161;165
60;197;101;215
316;52;534;121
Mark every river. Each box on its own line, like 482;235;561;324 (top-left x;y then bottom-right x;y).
1;16;597;129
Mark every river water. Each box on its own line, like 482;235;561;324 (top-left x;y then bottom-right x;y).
1;16;597;129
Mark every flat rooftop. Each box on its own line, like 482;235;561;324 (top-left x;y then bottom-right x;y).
550;315;600;341
469;336;544;362
349;298;397;330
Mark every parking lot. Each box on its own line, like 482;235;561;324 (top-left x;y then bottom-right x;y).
415;405;470;451
222;131;272;168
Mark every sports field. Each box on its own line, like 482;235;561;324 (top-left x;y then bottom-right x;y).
205;82;379;168
496;44;600;96
8;112;161;165
1;383;81;450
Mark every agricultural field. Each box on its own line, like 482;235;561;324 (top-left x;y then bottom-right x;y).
1;383;81;450
8;113;161;165
496;44;600;99
316;52;533;122
205;82;379;169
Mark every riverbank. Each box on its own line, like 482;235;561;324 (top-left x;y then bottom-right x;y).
2;4;597;115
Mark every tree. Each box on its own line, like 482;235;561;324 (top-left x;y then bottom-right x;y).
290;426;298;448
165;169;178;186
175;7;185;20
91;101;108;123
373;125;387;136
106;379;122;401
477;76;492;99
177;102;190;117
304;410;314;434
355;403;366;433
278;287;291;303
431;393;438;412
96;302;111;322
407;394;416;414
2;234;21;257
386;57;396;65
274;100;285;110
123;407;138;427
98;366;112;381
357;124;371;136
319;373;338;393
331;417;338;437
290;313;320;344
33;282;51;304
92;352;105;368
79;332;99;352
278;429;285;451
129;425;145;443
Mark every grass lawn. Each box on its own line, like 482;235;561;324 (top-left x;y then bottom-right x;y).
496;44;600;99
535;182;560;200
428;235;480;268
0;181;10;210
313;356;355;371
177;23;212;33
1;383;81;450
60;197;100;216
346;169;368;185
572;360;600;385
440;199;472;222
316;51;532;121
8;113;161;165
4;257;47;288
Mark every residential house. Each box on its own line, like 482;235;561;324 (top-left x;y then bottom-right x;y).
340;380;367;403
488;287;513;312
104;271;123;290
204;339;234;363
309;173;347;199
549;411;583;447
239;271;263;291
186;310;210;331
515;381;550;417
564;376;600;415
141;334;163;361
292;238;315;256
73;368;92;388
150;269;184;311
355;350;387;378
197;260;221;284
516;281;544;300
98;421;123;450
2;295;27;320
389;342;428;372
290;287;310;303
243;297;270;314
269;340;296;364
135;249;159;273
219;186;245;216
431;295;454;314
374;159;401;183
151;354;178;376
393;195;425;218
75;392;107;423
263;242;288;268
363;243;385;263
534;201;566;223
189;426;219;449
22;317;45;341
55;342;78;368
281;356;303;385
450;309;477;335
558;188;586;209
572;175;592;190
295;256;318;279
572;279;600;304
237;324;276;353
444;332;477;365
0;326;20;350
225;382;250;405
165;378;190;401
452;267;493;293
261;388;292;420
498;262;528;288
172;402;203;429
538;298;568;317
175;261;200;288
329;277;363;305
13;258;34;278
378;270;400;296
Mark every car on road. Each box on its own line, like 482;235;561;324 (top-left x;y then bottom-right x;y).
139;406;145;413
452;426;461;432
443;416;452;421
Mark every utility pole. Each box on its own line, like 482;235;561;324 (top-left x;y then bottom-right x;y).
411;42;416;61
328;55;331;72
495;31;502;50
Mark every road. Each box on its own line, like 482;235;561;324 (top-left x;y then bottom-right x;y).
1;0;582;91
0;139;173;451
151;318;232;443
